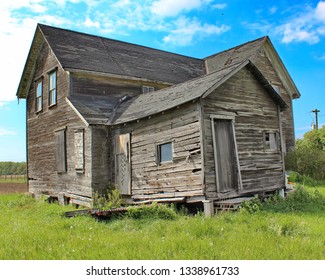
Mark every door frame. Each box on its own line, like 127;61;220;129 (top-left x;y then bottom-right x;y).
114;133;131;195
210;115;243;193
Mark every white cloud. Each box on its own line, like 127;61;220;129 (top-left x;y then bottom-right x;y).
245;1;325;45
163;17;230;46
151;0;211;17
0;128;16;136
280;22;320;44
84;17;100;28
212;3;227;10
315;1;325;21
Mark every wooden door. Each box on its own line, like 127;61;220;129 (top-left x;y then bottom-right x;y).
115;134;131;195
213;119;238;193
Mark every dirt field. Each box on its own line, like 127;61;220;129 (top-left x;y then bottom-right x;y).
0;183;28;194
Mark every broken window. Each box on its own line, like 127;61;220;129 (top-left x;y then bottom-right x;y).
264;132;279;150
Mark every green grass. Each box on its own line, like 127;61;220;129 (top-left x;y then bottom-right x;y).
0;186;324;260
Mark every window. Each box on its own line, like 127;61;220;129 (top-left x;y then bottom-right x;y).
35;79;43;112
49;70;57;106
157;142;173;164
74;129;84;172
142;86;155;94
264;132;279;150
55;129;66;173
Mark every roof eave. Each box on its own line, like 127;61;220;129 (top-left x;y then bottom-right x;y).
263;37;301;99
16;24;44;99
66;68;174;86
246;61;288;111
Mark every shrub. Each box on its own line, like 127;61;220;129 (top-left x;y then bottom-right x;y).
239;198;262;214
126;203;177;220
262;186;325;213
285;125;325;181
93;188;122;210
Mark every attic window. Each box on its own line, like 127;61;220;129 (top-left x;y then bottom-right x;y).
264;132;279;151
48;70;57;106
157;142;173;164
142;86;155;94
35;79;43;112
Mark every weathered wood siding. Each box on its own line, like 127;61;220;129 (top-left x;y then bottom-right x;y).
27;43;92;200
205;46;296;152
203;67;284;199
113;102;204;201
253;49;295;152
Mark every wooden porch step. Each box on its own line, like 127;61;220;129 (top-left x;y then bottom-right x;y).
214;196;255;211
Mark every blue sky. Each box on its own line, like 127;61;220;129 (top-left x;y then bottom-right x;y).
0;0;324;162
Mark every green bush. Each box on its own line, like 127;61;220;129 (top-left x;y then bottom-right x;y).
263;186;325;213
93;189;122;210
126;203;177;220
285;125;325;181
240;198;262;214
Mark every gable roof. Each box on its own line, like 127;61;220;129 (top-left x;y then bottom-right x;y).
204;36;300;99
68;60;286;126
205;37;267;72
40;24;205;83
16;24;206;99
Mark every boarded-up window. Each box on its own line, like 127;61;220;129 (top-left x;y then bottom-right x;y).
264;132;279;150
55;129;66;173
74;129;84;172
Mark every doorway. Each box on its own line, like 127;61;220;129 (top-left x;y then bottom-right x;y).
115;133;131;195
212;118;241;193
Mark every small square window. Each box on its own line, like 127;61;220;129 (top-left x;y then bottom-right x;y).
49;71;57;106
142;86;155;94
264;132;279;150
35;79;43;112
157;142;173;164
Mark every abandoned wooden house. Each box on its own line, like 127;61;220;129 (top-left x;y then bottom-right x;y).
16;24;300;209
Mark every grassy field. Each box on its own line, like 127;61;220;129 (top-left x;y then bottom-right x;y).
0;175;27;184
0;185;324;260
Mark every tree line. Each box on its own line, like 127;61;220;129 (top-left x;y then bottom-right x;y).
0;162;27;175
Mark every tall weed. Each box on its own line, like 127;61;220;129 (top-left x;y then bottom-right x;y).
126;203;177;220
